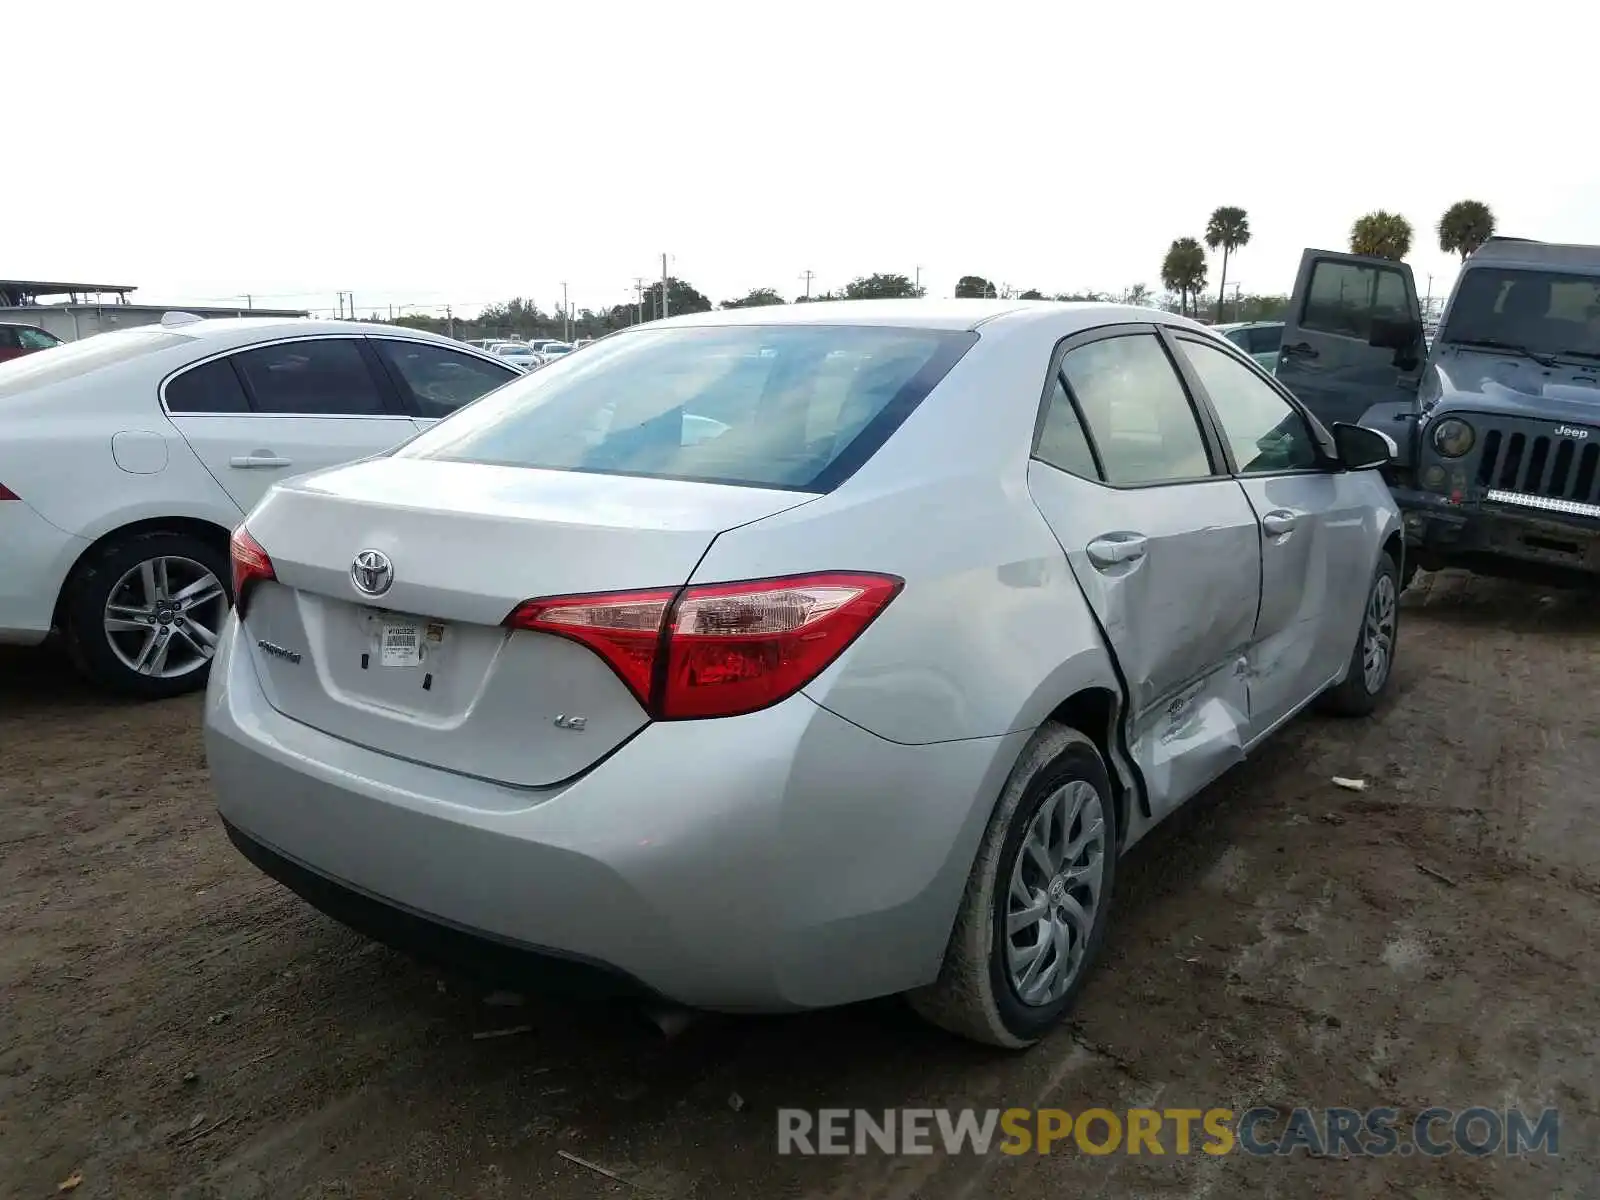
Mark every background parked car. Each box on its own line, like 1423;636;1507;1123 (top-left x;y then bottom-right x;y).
0;315;520;698
0;322;63;363
1213;321;1284;371
488;342;542;371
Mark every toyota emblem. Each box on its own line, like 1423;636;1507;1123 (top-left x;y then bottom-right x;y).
351;549;394;597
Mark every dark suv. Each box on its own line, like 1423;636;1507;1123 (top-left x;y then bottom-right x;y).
0;323;63;363
1276;239;1600;589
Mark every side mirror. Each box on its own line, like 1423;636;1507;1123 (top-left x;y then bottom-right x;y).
1332;422;1396;471
1368;316;1421;351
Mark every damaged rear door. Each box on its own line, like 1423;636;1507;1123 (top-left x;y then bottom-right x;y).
1026;327;1262;820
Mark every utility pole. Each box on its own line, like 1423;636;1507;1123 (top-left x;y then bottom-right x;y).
446;305;454;340
633;278;646;324
561;281;570;342
661;253;670;319
245;294;253;310
914;265;923;295
800;269;815;300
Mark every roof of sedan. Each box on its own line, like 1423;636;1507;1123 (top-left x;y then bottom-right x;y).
158;316;457;342
649;298;1198;334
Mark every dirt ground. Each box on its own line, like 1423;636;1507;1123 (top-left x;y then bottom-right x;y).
2;571;1597;1199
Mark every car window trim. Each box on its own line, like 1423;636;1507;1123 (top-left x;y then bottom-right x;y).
366;335;520;419
159;333;416;420
1162;328;1339;477
1029;323;1228;491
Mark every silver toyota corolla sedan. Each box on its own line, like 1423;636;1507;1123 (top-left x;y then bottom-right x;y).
206;299;1403;1047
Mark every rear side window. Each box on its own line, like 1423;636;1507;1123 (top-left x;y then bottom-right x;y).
0;328;19;349
1302;260;1410;338
399;325;976;491
165;358;251;413
230;339;387;416
1034;373;1099;479
374;339;518;418
1057;334;1213;486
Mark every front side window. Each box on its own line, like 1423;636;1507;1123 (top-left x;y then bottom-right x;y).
1301;260;1411;338
1180;339;1319;474
17;327;60;350
1058;334;1213;486
230;338;387;416
375;340;517;418
1442;267;1600;360
398;324;975;491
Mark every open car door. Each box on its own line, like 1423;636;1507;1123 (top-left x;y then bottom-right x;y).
1275;250;1426;440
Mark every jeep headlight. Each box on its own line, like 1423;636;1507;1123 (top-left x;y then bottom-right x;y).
1431;418;1475;458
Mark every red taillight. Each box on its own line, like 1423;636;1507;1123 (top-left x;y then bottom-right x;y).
505;572;902;720
0;483;18;501
229;526;276;613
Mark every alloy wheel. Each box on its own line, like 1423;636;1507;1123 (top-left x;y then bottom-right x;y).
102;556;228;680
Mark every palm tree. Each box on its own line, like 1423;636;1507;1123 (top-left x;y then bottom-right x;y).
1438;200;1496;260
1349;211;1414;261
1204;206;1250;323
1161;238;1208;317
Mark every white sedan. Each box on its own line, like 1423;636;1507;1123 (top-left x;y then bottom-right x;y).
0;314;520;697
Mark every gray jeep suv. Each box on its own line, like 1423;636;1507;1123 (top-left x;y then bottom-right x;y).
1276;238;1600;589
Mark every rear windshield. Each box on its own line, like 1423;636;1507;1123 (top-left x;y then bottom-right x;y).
1443;267;1600;360
0;325;190;399
397;324;976;490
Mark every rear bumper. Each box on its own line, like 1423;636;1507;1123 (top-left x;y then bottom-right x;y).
1396;488;1600;579
0;498;86;645
204;615;1027;1012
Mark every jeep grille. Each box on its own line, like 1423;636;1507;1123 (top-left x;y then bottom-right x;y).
1475;428;1600;510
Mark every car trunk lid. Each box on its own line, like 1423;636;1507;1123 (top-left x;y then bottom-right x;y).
238;457;817;787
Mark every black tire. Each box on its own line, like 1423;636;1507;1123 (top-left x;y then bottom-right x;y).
62;529;233;700
1317;550;1400;717
907;725;1118;1048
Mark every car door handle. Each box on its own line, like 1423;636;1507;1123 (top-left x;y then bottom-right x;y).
1283;341;1320;360
229;454;291;469
1262;509;1299;536
1086;533;1149;568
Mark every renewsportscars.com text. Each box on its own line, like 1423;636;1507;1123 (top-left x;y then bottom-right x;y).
777;1106;1560;1157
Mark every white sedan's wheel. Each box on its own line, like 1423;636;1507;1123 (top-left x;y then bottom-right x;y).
64;530;233;700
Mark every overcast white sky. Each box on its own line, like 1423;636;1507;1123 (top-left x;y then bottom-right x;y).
11;1;1593;319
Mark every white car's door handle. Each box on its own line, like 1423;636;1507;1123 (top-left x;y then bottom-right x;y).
229;454;291;469
1262;509;1299;536
1086;533;1149;568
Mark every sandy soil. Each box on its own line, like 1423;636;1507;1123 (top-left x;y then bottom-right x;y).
2;572;1597;1199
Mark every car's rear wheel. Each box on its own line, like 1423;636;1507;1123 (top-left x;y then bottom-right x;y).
63;530;232;699
1317;550;1400;717
907;725;1117;1048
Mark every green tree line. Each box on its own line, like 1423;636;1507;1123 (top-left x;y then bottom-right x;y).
386;199;1501;344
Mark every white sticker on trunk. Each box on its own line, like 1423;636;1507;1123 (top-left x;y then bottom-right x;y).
381;623;422;667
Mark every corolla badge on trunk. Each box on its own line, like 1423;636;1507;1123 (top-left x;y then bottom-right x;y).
351;549;394;597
